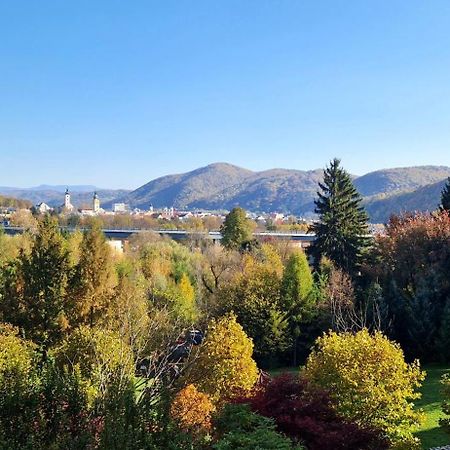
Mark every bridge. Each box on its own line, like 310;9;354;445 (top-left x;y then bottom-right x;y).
1;226;316;250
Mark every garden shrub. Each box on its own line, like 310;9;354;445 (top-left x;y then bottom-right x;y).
440;373;450;432
171;384;215;434
304;329;425;446
0;325;39;448
213;403;301;450
186;314;258;402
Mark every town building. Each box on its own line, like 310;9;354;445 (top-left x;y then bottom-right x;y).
35;202;53;214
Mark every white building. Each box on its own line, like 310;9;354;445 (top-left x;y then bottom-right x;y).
35;202;53;214
113;203;128;213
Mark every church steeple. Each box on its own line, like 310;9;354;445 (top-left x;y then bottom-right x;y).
64;188;71;208
93;191;100;213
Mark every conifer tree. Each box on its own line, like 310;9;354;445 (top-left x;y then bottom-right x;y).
281;250;314;365
440;177;450;212
312;158;369;274
220;207;253;250
15;217;70;348
70;223;115;328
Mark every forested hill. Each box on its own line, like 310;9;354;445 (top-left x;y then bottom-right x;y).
0;195;32;209
364;178;449;223
108;163;450;221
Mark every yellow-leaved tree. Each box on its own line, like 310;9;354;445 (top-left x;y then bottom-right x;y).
186;313;258;402
303;329;425;448
53;326;135;402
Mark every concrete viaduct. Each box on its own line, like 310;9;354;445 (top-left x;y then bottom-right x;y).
1;227;316;251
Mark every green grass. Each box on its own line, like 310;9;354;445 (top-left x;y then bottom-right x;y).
269;364;450;449
415;364;450;449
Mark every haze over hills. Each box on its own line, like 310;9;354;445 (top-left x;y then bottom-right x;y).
2;163;450;223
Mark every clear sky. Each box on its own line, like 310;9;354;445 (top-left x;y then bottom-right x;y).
1;1;450;189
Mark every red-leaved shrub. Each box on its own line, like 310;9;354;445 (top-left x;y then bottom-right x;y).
235;373;388;450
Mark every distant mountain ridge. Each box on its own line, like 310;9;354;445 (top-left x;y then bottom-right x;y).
0;187;130;209
108;162;450;222
3;163;450;223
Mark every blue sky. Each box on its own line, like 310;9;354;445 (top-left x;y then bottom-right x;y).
1;1;450;189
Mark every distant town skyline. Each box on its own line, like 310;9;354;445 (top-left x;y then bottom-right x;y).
2;1;450;188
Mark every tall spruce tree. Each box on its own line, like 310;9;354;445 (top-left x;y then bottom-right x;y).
312;158;369;274
440;177;450;212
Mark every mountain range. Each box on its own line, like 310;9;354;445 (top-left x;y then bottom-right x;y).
2;163;450;223
108;163;450;222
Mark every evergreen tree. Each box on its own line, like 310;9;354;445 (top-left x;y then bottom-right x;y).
13;217;70;348
281;250;314;365
312;158;369;274
440;177;450;212
220;207;253;250
70;223;115;328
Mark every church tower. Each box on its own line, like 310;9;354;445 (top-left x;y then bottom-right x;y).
93;192;100;213
64;188;72;209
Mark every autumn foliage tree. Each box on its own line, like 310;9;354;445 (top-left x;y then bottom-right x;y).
70;224;116;328
373;212;450;360
186;313;258;402
220;207;253;250
304;329;425;448
216;250;291;365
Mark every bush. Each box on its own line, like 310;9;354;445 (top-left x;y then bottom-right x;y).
440;373;450;432
171;384;215;434
0;325;39;448
186;314;258;402
53;326;135;401
213;403;301;450
235;373;388;450
304;329;425;446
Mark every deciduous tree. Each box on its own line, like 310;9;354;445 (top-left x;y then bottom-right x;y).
220;207;253;250
304;329;425;448
186;313;258;402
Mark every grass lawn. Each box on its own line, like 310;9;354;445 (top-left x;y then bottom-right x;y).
415;364;450;449
269;364;450;449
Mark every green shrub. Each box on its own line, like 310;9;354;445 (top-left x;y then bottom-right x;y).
213;404;302;450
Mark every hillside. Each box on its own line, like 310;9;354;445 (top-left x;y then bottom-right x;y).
354;166;450;197
0;195;32;209
109;163;324;215
110;163;450;220
0;187;129;209
365;179;448;223
3;164;450;222
110;163;253;209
